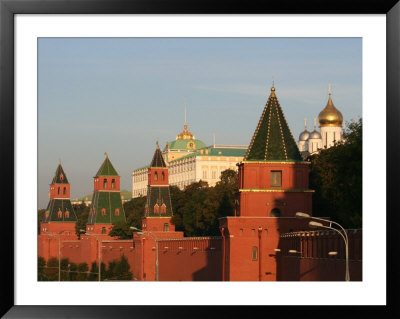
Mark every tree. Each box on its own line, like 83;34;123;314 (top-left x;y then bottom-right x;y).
109;221;133;239
309;118;362;229
76;263;89;281
73;203;90;236
37;209;46;234
38;257;48;281
123;196;146;230
45;257;59;281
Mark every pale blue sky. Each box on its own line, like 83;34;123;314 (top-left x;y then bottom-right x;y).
38;38;362;208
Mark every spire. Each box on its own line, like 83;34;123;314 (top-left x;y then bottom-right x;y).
52;163;69;184
314;118;317;130
244;86;302;161
304;118;308;130
176;99;195;140
95;154;119;177
150;142;167;167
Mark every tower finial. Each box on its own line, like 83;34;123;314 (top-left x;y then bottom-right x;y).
272;76;275;88
328;83;332;95
59;158;61;165
104;152;108;158
304;118;307;130
314;118;317;130
184;96;187;126
156;141;160;149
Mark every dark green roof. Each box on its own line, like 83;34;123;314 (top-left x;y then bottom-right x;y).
87;191;126;225
150;145;167;167
244;87;302;161
167;139;206;150
169;147;247;163
95;156;119;177
43;199;77;223
51;163;69;184
133;165;150;172
146;186;173;217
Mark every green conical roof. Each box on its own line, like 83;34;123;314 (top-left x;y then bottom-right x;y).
151;142;167;168
51;163;69;184
95;154;119;177
244;87;302;161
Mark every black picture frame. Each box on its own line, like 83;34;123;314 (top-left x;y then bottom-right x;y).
1;0;398;317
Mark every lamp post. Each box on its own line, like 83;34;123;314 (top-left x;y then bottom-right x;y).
130;226;158;281
80;230;102;281
296;212;350;281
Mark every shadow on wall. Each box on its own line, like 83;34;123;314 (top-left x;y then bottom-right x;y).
157;237;222;281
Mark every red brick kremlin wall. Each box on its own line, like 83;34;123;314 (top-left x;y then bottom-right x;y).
277;229;362;281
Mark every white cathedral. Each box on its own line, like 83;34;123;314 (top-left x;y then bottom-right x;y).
298;86;344;157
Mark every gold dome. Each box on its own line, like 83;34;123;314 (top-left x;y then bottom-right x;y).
176;124;195;140
318;92;343;127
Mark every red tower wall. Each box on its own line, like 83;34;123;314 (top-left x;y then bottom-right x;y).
93;176;121;191
142;217;176;232
49;184;71;199
148;167;169;186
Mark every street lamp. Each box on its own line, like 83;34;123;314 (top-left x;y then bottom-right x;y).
130;226;159;281
80;229;102;281
296;212;350;281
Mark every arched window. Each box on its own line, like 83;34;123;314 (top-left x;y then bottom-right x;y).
270;208;281;217
161;172;165;181
154;204;159;214
63;187;66;195
161;204;167;214
102;227;106;234
101;208;106;216
57;210;62;218
103;178;108;189
111;179;115;189
57;187;60;195
115;208;120;216
163;223;169;232
252;246;258;261
154;172;158;181
65;210;70;218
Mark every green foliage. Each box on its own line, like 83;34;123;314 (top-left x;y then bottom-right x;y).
171;169;238;236
38;257;48;281
123;196;146;230
109;221;133;239
73;203;90;236
104;255;133;281
309;118;362;229
37;209;46;234
45;257;59;281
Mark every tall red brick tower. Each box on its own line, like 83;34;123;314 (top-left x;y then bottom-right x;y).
142;142;175;232
40;162;78;236
237;86;313;217
86;153;127;235
219;86;312;281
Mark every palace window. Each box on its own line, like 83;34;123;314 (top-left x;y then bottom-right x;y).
212;171;216;179
103;179;108;189
111;179;115;189
154;172;158;181
270;170;282;187
252;246;258;261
